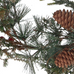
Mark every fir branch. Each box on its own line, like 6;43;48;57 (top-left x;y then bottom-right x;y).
33;16;44;33
24;52;36;74
12;27;23;43
16;5;30;23
47;0;74;10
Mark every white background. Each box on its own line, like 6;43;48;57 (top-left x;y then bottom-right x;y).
0;0;73;74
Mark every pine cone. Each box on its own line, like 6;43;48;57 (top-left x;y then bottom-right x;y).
0;10;5;20
53;9;74;32
55;48;74;68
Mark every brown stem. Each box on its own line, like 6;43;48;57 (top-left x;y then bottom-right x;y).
1;49;26;62
23;45;37;50
4;30;16;40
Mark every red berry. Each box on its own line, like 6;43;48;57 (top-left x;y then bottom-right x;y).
0;36;4;39
9;38;14;41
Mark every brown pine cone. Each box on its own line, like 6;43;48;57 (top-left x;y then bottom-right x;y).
55;48;74;68
53;9;74;32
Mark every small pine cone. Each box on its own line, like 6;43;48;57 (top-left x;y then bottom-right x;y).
53;9;74;32
0;10;5;20
55;48;74;68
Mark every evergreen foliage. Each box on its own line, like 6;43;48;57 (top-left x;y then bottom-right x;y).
0;0;74;74
41;0;74;10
